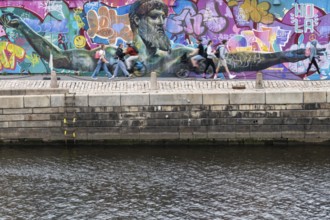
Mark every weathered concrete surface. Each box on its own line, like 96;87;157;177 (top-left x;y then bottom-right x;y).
0;96;24;108
1;76;330;93
1;77;330;144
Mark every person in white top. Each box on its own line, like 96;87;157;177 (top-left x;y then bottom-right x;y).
91;44;112;80
216;40;236;79
203;40;217;79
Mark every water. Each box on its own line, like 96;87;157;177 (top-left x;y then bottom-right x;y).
0;145;329;219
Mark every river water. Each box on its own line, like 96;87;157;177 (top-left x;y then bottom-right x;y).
0;145;329;219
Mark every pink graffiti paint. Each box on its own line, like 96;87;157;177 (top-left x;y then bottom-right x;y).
0;0;84;19
0;0;47;19
0;25;6;37
67;0;85;9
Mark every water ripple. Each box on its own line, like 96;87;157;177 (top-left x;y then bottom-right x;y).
0;146;329;219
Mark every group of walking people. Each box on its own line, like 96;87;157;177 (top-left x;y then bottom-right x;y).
91;42;138;80
91;39;322;80
190;39;236;80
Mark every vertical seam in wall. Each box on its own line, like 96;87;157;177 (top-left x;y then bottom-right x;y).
326;90;328;103
202;92;204;105
228;92;231;105
23;95;26;108
303;91;305;104
148;93;150;107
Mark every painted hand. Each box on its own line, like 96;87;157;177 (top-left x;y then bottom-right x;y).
0;13;21;29
86;6;132;44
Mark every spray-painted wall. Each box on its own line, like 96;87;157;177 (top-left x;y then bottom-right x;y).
0;0;330;80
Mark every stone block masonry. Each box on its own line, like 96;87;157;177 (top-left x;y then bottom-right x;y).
1;88;330;144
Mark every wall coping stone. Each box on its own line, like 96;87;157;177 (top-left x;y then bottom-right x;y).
0;89;69;96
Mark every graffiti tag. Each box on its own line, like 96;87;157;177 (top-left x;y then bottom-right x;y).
86;6;132;44
167;0;228;38
46;0;65;19
26;52;40;67
291;3;319;33
74;8;85;29
0;42;26;70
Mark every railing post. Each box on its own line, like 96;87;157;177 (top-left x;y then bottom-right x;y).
50;70;58;88
256;71;263;89
49;52;58;88
150;72;158;90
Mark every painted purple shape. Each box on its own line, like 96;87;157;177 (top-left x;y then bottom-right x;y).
84;31;99;49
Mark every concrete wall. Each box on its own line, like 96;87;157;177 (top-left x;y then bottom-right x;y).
1;90;330;144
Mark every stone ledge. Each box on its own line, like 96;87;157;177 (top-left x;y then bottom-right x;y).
0;96;24;108
89;94;121;106
203;92;229;105
230;91;265;104
121;94;149;106
149;93;202;105
266;91;303;104
304;91;327;103
24;95;51;108
0;89;69;96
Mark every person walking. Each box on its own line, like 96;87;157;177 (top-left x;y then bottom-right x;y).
91;44;112;80
189;39;205;68
111;43;131;78
216;40;236;79
203;40;217;79
125;41;139;72
304;40;321;80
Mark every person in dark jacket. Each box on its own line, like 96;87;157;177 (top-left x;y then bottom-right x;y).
111;43;131;78
189;39;205;68
203;40;217;79
304;40;321;80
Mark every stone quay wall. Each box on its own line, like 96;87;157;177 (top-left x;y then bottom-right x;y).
1;88;330;144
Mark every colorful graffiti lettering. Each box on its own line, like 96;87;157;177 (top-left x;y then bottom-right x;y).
0;0;329;80
167;9;206;36
291;3;319;34
0;41;26;70
167;0;229;39
86;6;132;45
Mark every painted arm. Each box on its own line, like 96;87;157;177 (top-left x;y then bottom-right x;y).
224;48;326;72
0;13;62;61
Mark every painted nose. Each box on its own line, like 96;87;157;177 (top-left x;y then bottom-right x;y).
156;16;164;25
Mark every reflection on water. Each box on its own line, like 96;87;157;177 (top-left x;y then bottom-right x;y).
0;145;329;219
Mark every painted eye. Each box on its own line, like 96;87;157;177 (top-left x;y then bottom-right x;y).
150;15;158;20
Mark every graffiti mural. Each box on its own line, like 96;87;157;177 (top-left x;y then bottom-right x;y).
0;0;329;80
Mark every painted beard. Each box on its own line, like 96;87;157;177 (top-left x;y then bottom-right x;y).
138;19;171;52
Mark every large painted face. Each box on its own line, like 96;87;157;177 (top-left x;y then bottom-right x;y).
138;8;171;51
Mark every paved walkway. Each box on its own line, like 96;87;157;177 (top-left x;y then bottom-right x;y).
1;75;330;93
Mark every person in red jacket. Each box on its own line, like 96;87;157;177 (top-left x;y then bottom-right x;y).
125;41;139;71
